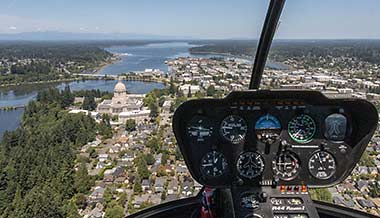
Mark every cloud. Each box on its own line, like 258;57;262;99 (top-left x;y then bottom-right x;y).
0;15;61;33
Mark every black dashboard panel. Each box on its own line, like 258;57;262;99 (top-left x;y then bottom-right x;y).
172;90;378;188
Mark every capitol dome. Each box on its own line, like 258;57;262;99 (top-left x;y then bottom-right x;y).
114;80;126;93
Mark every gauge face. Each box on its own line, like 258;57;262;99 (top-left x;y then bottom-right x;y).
187;116;214;142
308;151;336;180
237;152;265;179
288;114;316;143
200;151;228;177
272;152;300;181
255;114;282;144
220;115;247;144
324;113;347;142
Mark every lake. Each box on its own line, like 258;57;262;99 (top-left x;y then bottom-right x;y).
0;80;164;139
0;41;288;139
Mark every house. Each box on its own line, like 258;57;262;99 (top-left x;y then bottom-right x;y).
357;166;368;174
104;166;124;178
194;181;202;193
109;143;122;154
149;194;162;205
167;179;179;195
142;179;150;192
357;198;375;209
176;164;187;175
154;178;166;193
98;154;109;162
133;194;150;209
85;207;104;218
356;180;369;193
103;175;114;184
88;186;105;203
121;152;135;162
182;179;193;197
368;167;378;174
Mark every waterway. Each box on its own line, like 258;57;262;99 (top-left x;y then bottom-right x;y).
0;41;289;138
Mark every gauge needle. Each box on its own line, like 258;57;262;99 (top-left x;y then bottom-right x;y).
203;163;213;167
318;153;325;170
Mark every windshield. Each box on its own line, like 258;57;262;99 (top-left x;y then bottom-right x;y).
0;1;268;217
0;0;379;217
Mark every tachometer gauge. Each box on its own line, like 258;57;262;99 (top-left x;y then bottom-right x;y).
255;114;281;144
237;152;265;179
272;151;300;181
200;151;228;177
288;114;316;143
220;115;247;144
187;116;214;143
308;151;336;180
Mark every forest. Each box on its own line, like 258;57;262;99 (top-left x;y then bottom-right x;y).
189;39;380;66
0;42;113;85
0;87;109;218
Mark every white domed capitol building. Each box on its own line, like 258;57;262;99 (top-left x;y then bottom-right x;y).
97;80;150;122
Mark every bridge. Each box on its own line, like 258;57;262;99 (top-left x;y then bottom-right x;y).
0;105;26;111
74;73;167;84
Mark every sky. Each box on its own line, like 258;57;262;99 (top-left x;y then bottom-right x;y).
0;0;380;39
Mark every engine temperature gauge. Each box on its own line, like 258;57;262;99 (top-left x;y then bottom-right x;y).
308;151;336;180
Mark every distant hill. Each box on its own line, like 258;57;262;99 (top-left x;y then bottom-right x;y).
0;31;192;41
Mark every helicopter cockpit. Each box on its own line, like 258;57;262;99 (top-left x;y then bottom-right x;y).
128;0;379;217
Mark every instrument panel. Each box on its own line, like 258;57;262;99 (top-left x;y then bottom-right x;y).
172;90;378;188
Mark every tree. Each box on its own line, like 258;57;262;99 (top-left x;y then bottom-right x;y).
133;179;142;194
82;95;96;111
125;119;137;132
104;187;113;205
161;153;169;165
105;204;124;218
206;85;216;96
99;114;113;139
61;85;74;108
187;86;192;98
149;102;159;118
144;153;155;165
74;163;93;194
309;188;332;203
369;181;380;198
74;193;87;210
63;200;81;218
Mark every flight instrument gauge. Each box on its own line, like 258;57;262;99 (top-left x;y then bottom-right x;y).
255;114;282;144
220;115;247;144
200;151;228;177
308;151;336;180
272;151;300;181
288;114;316;143
237;152;265;179
187;116;214;143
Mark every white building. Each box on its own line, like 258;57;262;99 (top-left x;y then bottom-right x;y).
97;80;145;115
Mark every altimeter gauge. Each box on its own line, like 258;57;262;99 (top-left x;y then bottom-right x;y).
220;115;248;144
272;151;300;181
200;151;228;177
308;151;336;180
